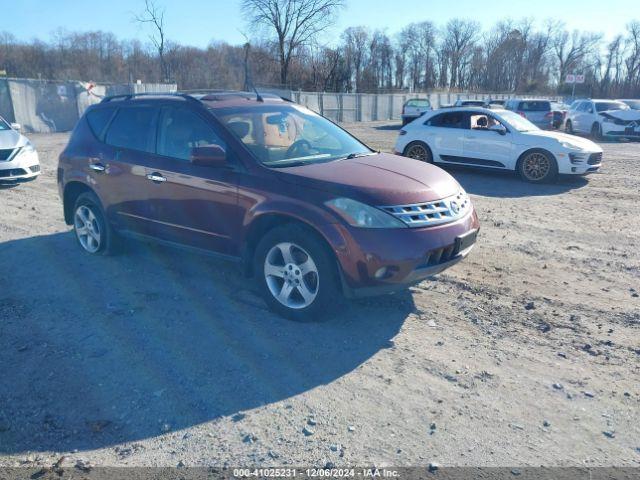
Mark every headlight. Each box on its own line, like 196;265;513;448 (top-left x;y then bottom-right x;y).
560;141;582;150
325;198;407;228
603;117;614;124
16;141;36;157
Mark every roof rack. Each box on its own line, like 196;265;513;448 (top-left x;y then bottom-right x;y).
100;92;200;104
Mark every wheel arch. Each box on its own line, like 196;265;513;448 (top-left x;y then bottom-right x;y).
241;212;342;279
63;181;95;225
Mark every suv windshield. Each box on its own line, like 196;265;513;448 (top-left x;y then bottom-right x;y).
499;110;540;132
214;104;372;167
595;101;628;112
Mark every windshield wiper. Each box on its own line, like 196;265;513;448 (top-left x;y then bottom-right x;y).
343;151;377;160
266;161;308;168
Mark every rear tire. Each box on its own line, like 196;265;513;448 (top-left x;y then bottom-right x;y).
73;192;118;255
254;224;341;321
517;150;558;184
403;141;433;163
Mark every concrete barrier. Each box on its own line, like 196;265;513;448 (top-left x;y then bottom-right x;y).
0;78;177;133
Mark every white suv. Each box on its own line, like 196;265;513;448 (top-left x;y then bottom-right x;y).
565;99;640;140
395;107;603;183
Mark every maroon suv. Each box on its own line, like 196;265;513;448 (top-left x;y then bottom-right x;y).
58;92;479;320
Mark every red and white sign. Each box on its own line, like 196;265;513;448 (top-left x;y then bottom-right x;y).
566;74;585;84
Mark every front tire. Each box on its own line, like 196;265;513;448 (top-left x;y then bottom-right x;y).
403;141;433;163
254;224;341;321
73;192;118;255
591;122;602;140
565;120;574;134
517;150;558;184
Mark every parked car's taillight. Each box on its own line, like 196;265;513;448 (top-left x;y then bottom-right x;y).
545;112;554;118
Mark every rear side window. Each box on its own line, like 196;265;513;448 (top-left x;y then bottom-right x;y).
105;106;158;153
427;112;469;129
518;101;551;111
86;107;116;141
157;107;226;161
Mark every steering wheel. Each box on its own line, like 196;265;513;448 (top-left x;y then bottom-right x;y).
286;139;312;159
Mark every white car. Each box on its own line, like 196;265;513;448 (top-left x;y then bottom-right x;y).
0;117;40;183
565;99;640;140
394;107;603;183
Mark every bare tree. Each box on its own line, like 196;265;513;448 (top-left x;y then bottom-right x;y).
134;0;167;81
242;0;344;86
552;26;601;85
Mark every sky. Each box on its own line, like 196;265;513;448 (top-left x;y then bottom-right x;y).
1;0;635;47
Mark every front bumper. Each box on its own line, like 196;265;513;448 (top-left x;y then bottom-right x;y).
0;150;40;182
603;122;640;139
556;151;603;175
331;209;480;298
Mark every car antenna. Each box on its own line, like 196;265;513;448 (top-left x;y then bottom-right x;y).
252;84;264;103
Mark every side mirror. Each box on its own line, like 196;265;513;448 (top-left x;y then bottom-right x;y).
191;144;227;168
10;123;21;131
489;124;507;135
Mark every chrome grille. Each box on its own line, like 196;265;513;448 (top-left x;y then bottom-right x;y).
379;191;471;227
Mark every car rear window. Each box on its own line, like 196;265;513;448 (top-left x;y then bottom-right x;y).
406;99;430;108
518;101;551;111
105;106;158;153
86;107;116;140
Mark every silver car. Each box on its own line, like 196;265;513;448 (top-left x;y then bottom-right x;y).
504;99;554;130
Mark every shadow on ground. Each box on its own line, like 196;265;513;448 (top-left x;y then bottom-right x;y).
0;232;412;454
443;166;590;198
373;124;402;131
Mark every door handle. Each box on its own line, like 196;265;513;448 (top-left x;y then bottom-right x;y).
89;162;106;172
146;172;167;183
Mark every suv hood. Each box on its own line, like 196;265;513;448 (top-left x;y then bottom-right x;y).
522;130;599;149
0;129;22;149
273;153;460;205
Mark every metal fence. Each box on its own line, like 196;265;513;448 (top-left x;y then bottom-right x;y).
0;78;177;133
291;91;562;123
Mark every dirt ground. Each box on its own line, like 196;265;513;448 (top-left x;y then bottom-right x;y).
0;124;639;469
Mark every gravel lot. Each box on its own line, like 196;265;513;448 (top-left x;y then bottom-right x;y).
1;124;639;469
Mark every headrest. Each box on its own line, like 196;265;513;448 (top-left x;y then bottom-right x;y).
228;121;250;138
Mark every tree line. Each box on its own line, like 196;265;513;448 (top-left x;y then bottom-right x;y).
1;1;639;98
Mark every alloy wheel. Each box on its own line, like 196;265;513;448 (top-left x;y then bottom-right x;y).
74;205;102;253
264;242;319;309
522;152;551;181
406;144;429;161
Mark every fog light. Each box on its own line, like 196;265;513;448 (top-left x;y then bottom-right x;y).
374;267;388;279
571;167;577;172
